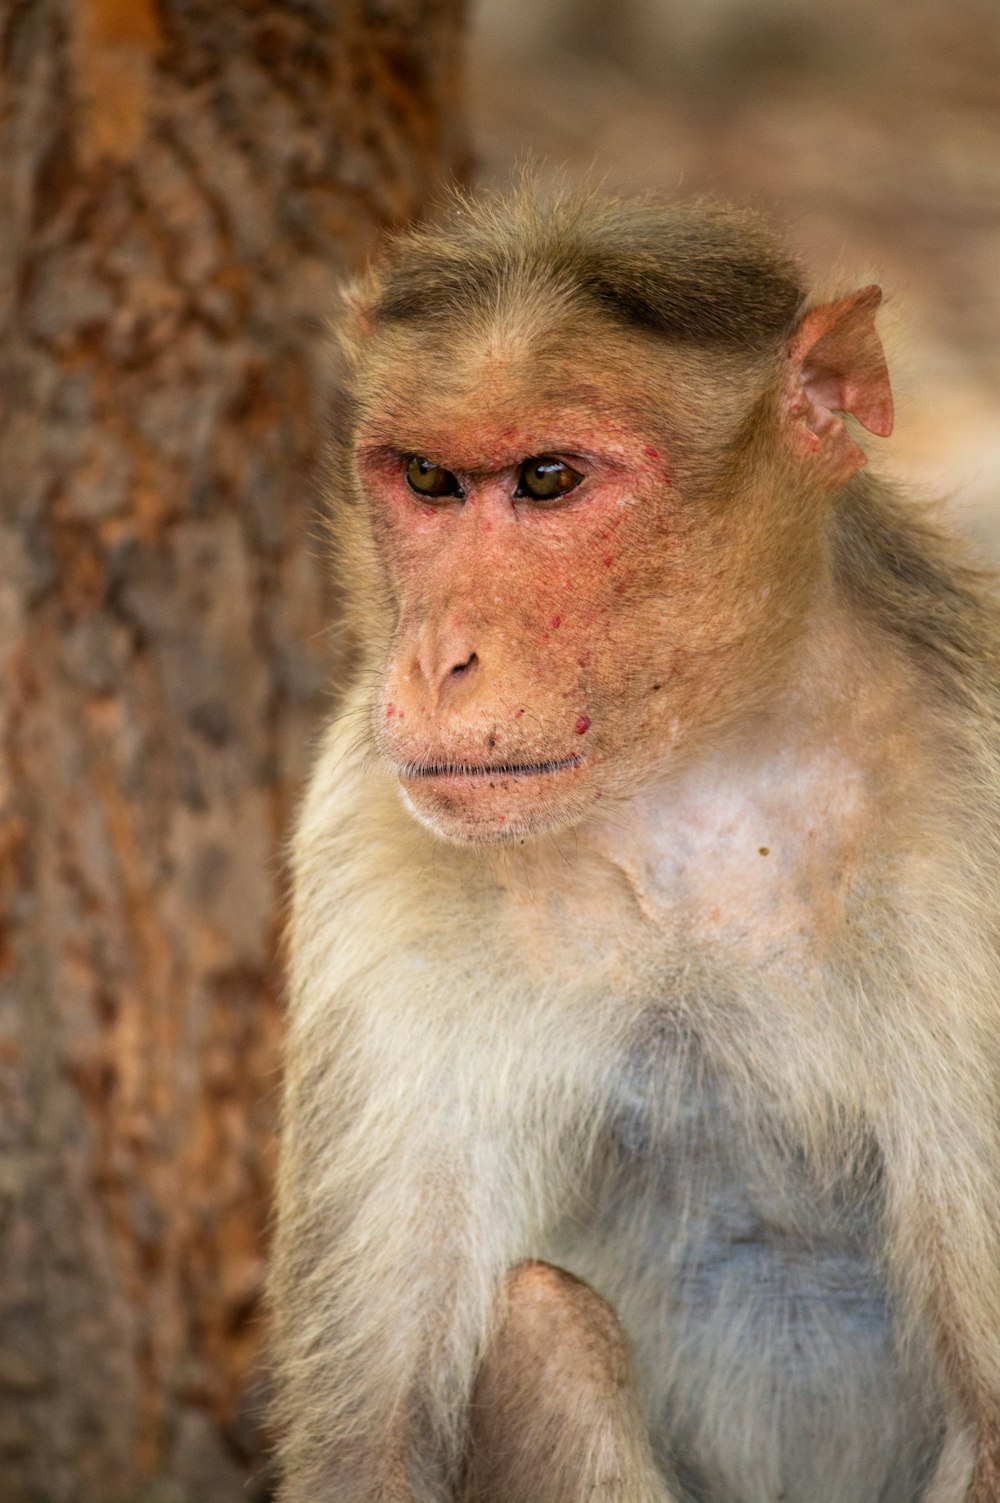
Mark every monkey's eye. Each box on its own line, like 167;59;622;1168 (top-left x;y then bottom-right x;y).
405;455;463;499
516;457;584;503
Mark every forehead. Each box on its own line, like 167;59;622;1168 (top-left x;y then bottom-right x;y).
354;314;676;464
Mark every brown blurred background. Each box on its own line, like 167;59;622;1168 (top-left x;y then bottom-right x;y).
1;2;997;1501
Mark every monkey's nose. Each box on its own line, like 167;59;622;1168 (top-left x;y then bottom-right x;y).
448;652;478;679
416;637;480;707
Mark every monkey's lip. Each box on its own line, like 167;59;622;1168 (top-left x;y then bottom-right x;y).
398;755;584;780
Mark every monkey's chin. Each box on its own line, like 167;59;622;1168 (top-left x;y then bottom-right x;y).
396;760;590;845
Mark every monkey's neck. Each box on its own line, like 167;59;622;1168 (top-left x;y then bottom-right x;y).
528;610;929;976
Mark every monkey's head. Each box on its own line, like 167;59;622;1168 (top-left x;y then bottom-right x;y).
331;186;893;844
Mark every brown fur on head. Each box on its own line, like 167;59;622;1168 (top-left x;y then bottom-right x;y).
326;181;892;844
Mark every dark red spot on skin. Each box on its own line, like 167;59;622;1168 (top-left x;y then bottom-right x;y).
644;446;660;460
386;704;395;718
602;556;614;568
515;708;525;718
550;615;561;629
575;715;591;735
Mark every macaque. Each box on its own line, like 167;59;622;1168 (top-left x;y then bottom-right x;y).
270;183;1000;1503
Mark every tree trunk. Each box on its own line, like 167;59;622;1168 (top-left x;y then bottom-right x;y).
0;3;466;1498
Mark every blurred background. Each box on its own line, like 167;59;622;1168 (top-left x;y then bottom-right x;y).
1;2;997;1500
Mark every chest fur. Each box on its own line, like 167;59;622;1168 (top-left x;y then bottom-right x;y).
542;1038;943;1503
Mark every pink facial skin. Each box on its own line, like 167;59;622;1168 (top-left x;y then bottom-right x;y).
355;300;881;844
357;378;683;841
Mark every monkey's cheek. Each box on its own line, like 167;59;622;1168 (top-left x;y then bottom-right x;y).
397;767;593;845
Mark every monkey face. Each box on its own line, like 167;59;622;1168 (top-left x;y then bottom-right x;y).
352;330;824;845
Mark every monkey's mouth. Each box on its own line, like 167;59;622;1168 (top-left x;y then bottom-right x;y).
400;755;583;780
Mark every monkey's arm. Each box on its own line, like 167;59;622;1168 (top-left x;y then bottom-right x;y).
268;738;501;1499
271;1071;503;1502
870;912;1000;1503
271;1005;678;1503
466;1262;677;1503
885;1124;1000;1503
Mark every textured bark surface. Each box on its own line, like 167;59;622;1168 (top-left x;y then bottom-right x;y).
0;2;466;1498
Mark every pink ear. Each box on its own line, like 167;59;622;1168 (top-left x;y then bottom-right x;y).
783;286;894;485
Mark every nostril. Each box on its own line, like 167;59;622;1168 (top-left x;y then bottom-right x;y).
449;652;478;679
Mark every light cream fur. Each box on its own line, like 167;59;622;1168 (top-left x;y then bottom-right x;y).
270;185;1000;1503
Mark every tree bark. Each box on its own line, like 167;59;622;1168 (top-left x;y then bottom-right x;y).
0;2;466;1498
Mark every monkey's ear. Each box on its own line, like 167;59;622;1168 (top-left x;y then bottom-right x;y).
783;286;894;485
331;276;377;360
342;282;374;333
